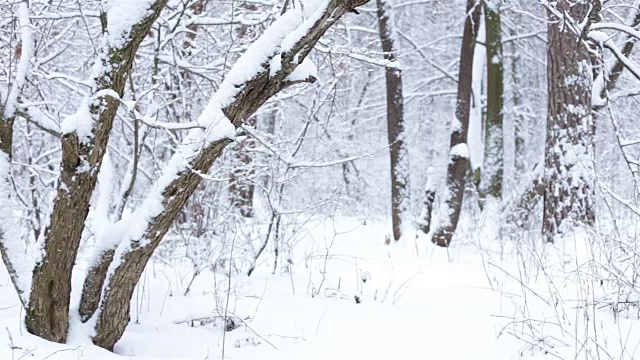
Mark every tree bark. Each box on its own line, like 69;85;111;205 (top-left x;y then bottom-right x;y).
84;0;369;350
543;0;596;243
26;0;168;343
481;0;504;200
376;0;409;242
432;0;482;247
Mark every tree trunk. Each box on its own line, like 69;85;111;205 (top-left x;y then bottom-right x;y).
510;27;526;177
481;0;504;200
376;0;409;242
543;0;596;243
83;0;368;350
432;0;482;247
25;1;168;343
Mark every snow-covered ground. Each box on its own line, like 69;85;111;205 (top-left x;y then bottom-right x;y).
1;218;639;359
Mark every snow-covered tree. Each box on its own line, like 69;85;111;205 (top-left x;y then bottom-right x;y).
0;0;369;350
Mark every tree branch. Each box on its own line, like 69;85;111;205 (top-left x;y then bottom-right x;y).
87;0;370;350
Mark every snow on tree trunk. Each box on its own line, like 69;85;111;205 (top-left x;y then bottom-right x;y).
78;3;212;318
376;0;410;242
87;0;369;350
468;10;485;191
26;0;168;343
431;0;482;247
543;0;596;243
481;0;504;200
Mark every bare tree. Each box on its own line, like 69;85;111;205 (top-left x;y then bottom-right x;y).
376;0;410;242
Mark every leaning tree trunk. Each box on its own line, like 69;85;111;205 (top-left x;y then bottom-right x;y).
480;0;504;200
376;0;409;242
543;0;596;243
77;0;369;350
431;0;482;247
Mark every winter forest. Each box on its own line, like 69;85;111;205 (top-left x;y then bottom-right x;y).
1;0;640;358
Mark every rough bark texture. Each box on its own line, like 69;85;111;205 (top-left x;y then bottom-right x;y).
0;116;14;156
543;0;596;243
376;0;408;242
481;0;504;200
79;249;115;321
87;0;368;350
432;0;482;247
25;0;168;343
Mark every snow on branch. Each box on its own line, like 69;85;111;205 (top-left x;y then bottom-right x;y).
103;0;157;48
589;30;640;82
106;0;370;253
314;44;401;68
591;23;640;43
60;0;168;138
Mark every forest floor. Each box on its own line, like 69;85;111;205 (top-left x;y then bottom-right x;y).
1;218;640;359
